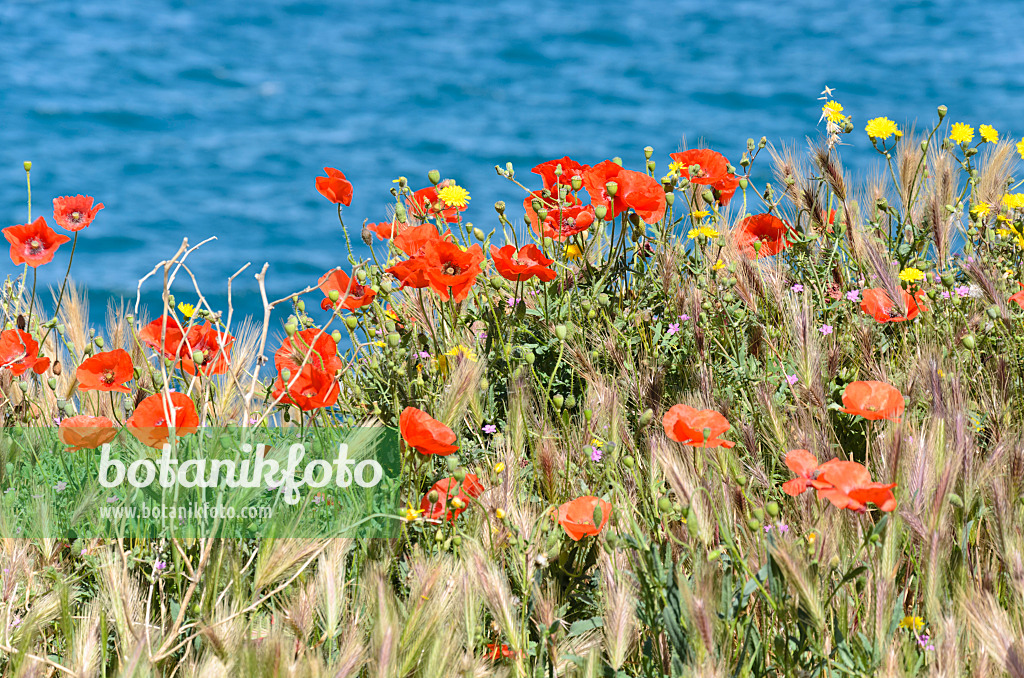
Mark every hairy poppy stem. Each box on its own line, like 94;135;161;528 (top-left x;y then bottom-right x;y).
40;231;79;346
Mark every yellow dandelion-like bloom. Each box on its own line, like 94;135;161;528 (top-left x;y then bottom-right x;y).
949;122;974;145
401;503;424;523
437;184;470;208
971;202;991;217
997;223;1024;250
865;117;899;141
712;259;726;271
980;124;998;143
495;508;506;520
445;344;478;362
821;100;844;123
373;340;387;348
564;243;583;261
898;616;925;632
690;210;710;219
591;437;604;448
806;531;817;544
687;225;720;240
1017;137;1024;160
494;462;505;474
177;302;195;318
899;267;925;283
668;161;687;174
1002;193;1024;210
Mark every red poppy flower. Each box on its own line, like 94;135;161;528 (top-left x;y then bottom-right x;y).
420;474;485;521
315;168;353;206
490;244;556;283
3;217;71;268
669;149;731;186
273;363;340;411
859;288;925;323
582;161;628;217
275;328;343;377
486;644;516;661
557;496;612;541
662;404;735;448
781;449;829;496
780;451;897;512
179;323;234;376
531;156;590;190
524;190;582;230
814;460;897;512
407;186;464;224
318;268;376;312
366;221;399;240
617;170;667;224
532;204;595;241
1010;285;1024;309
713;173;740;206
59;415;117;452
138;316;185;359
420;241;485;302
0;329;50;376
840;380;904;421
399;407;458;456
52;195;104;232
126;392;200;448
735;214;792;258
76;348;134;393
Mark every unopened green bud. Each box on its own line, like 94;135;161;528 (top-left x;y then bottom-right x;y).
612;157;623;166
47;377;57;390
747;517;761;531
622;455;634;468
665;192;675;206
986;306;1000;319
192;350;205;365
701;189;715;203
639;408;654;426
552;394;564;409
766;501;779;518
961;334;976;350
494;201;506;215
554;324;567;341
94;336;104;349
658;497;672;512
563;395;576;409
473;227;485;241
387;333;401;347
328;290;340;303
344;316;359;330
331;330;342;343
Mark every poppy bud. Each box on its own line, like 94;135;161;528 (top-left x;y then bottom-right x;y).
594;205;608;220
355;269;367;284
47;377;57;390
542;237;554;250
765;501;779;518
701;189;715;204
828;555;841;569
940;274;955;288
592;503;604;530
658;497;672;512
329;330;342;344
344;316;358;330
937;105;947;120
622;455;634;468
986;306;1000;319
554;325;567;341
435;530;444;542
16;314;25;330
453;467;467;482
23;161;31;172
18;381;28;393
752;507;764;522
428;169;441;185
563;395;575;409
395;203;407;223
746;517;761;531
961;334;976;350
639;408;653;426
665;193;674;206
587;309;597;320
707;548;721;562
552;394;564;410
57;324;65;335
387;333;401;347
686;508;699;538
284;322;297;337
360;223;373;246
52;360;62;376
93;336;104;349
473;227;486;242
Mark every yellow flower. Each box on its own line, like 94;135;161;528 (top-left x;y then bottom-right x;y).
980;124;998;143
901;268;925;284
446;344;478;362
437;184;470;208
494;462;505;474
865;117;899;141
687;225;719;240
401;503;424;523
937;369;945;378
690;210;710;219
495;508;506;520
668;161;687;174
373;340;386;348
177;302;195;319
806;531;817;544
949;122;974;145
565;243;583;261
1017;137;1024;160
1002;193;1024;210
898;616;925;632
712;259;725;271
591;437;604;448
821;100;844;123
997;223;1024;249
971;202;991;218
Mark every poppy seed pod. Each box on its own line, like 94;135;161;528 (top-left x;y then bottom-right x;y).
739;178;748;190
594;205;608;220
570;176;583;191
428;169;441;185
284;322;297;337
360;223;373;246
355;269;367;283
961;334;976;350
23;161;31;172
937;104;947;119
604;181;618;197
665;193;675;206
52;360;62;376
47;377;57;390
16;314;25;330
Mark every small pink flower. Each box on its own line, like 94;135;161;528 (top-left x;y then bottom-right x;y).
846;290;861;302
785;374;799;386
667;323;680;335
791;284;804;293
819;324;833;335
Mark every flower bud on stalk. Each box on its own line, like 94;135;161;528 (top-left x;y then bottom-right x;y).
428;169;441;185
594;205;608;220
605;181;618;197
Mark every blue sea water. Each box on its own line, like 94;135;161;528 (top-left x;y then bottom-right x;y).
2;0;1024;327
